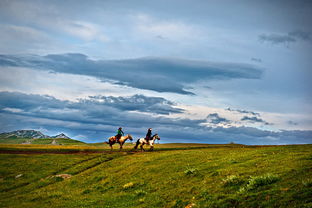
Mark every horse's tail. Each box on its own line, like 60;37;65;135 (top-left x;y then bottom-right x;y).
134;139;140;149
105;137;112;144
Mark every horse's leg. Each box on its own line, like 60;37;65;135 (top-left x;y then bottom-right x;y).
110;142;113;151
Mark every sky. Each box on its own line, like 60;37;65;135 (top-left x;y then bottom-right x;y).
0;0;311;144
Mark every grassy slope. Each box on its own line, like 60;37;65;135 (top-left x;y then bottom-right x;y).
0;138;28;144
0;144;311;208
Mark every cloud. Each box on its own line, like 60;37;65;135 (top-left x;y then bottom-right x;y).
0;53;263;95
66;21;109;41
135;14;198;41
251;58;262;63
259;33;296;45
0;91;311;144
84;94;184;115
0;92;183;122
259;30;311;46
288;30;311;41
226;107;260;116
287;120;298;126
0;91;196;129
206;113;230;124
0;24;57;54
0;91;206;141
156;35;165;39
241;116;271;125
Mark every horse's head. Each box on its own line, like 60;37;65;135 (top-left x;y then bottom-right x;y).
127;134;133;141
153;134;160;140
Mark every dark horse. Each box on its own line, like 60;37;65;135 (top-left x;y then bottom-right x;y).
134;134;160;151
105;134;133;150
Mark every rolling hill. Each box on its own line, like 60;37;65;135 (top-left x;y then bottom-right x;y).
0;144;311;207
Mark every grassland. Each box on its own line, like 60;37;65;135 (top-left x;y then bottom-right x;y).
0;143;311;207
0;137;85;145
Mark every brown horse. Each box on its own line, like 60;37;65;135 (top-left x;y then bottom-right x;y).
134;134;160;151
105;134;133;150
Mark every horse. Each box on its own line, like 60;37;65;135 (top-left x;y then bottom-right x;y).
134;134;160;151
105;134;133;150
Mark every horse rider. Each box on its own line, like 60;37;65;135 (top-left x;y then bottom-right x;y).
145;128;152;142
116;127;124;143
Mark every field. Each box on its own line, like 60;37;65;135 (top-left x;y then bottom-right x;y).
0;143;311;208
0;137;86;145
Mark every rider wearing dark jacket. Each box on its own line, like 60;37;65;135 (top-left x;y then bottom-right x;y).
145;128;152;142
116;127;124;142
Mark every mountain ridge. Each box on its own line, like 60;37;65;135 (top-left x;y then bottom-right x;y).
52;133;71;139
0;130;71;139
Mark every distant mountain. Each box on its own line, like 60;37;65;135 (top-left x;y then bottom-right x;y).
52;133;71;139
0;130;82;145
0;130;71;139
0;130;50;139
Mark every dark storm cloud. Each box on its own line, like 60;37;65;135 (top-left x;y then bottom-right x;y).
0;91;311;144
0;91;199;129
241;116;271;125
226;107;260;116
0;91;68;110
0;53;263;95
206;113;230;124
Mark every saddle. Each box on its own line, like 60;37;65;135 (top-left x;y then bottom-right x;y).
115;135;121;142
111;136;117;142
145;137;150;143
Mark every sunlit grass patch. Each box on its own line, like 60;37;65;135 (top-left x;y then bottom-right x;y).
302;179;312;187
184;168;199;176
239;174;279;193
184;164;199;176
134;189;147;197
223;175;244;186
123;182;135;190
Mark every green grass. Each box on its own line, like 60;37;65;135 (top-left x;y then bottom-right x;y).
0;137;85;145
31;138;85;145
0;144;311;207
0;138;29;144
